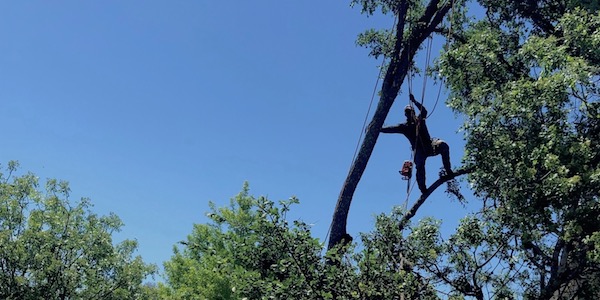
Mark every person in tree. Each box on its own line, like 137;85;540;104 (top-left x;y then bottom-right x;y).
380;93;453;194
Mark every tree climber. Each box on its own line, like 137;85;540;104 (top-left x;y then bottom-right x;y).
380;93;453;194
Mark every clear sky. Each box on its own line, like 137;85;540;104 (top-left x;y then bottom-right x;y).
0;1;475;278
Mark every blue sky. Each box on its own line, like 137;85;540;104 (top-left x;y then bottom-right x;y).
0;1;475;277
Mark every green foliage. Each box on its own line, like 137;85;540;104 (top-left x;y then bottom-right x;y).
163;1;600;299
0;161;156;299
161;183;338;299
357;208;439;299
162;185;450;299
353;4;440;61
353;0;468;87
438;1;600;298
356;28;397;59
350;0;405;16
166;188;534;299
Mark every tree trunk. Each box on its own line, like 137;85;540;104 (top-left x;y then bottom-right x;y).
328;0;454;251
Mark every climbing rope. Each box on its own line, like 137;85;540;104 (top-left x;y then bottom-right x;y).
350;58;386;167
427;0;455;119
350;15;399;167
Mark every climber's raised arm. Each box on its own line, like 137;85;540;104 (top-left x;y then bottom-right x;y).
409;93;428;118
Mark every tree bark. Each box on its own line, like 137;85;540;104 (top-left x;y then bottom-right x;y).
328;0;454;251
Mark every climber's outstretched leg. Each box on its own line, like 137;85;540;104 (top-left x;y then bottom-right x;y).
432;139;453;176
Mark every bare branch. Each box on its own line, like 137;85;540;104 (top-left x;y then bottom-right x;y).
399;166;474;231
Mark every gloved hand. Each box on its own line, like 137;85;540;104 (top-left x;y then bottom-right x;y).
409;93;417;103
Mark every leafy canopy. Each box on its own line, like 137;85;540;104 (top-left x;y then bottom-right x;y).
437;1;600;298
0;161;156;300
163;1;600;299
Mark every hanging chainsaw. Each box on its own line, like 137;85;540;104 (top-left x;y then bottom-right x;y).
399;160;413;193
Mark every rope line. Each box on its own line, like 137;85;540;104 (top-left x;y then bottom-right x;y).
350;60;386;167
327;15;398;245
419;36;433;108
350;16;398;167
427;79;444;118
427;0;454;118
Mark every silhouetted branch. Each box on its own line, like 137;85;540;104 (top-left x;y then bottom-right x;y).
399;166;474;231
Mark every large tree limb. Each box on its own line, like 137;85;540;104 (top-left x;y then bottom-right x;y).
327;0;409;252
398;166;474;231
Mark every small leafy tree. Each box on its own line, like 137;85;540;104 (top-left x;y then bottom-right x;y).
0;161;156;300
161;184;345;299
